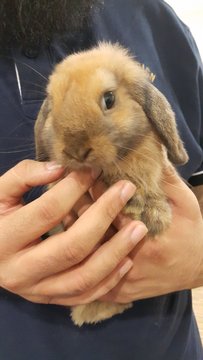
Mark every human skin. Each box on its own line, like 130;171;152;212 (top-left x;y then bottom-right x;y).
98;165;203;303
0;160;203;306
0;160;148;306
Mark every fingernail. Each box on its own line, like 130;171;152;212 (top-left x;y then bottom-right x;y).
120;182;136;202
130;223;148;244
45;161;63;171
119;259;133;277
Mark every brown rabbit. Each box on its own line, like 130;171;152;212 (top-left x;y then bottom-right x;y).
35;43;188;326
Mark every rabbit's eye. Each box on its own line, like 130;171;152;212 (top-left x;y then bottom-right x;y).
102;91;115;111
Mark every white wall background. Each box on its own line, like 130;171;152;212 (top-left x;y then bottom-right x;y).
165;0;203;59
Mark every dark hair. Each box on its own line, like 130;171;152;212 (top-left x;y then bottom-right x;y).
0;0;97;49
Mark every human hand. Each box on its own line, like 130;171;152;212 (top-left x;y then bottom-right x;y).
99;165;203;303
0;160;147;306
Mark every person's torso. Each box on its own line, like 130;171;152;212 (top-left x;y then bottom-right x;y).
0;1;202;359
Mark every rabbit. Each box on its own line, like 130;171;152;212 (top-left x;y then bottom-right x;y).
34;42;188;326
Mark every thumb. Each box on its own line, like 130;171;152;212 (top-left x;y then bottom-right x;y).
0;160;64;207
161;163;199;217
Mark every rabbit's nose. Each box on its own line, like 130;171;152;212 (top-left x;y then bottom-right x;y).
77;148;93;161
63;147;92;162
68;147;93;162
83;148;93;159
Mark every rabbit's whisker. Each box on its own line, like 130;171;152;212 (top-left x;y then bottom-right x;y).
14;61;48;81
0;142;35;149
160;178;185;191
21;81;47;90
123;155;184;192
23;90;46;96
0;148;35;155
112;159;123;174
116;144;160;167
116;146;184;192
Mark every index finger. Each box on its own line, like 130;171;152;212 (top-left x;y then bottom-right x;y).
0;169;97;252
90;180;132;230
0;160;64;209
21;180;137;279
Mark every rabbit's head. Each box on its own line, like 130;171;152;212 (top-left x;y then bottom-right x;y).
35;43;188;172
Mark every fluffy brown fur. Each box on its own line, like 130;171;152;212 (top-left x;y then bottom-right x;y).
35;43;188;326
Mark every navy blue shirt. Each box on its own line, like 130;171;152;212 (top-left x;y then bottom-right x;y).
0;0;203;359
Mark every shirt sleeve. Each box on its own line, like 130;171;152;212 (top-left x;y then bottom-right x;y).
186;28;203;186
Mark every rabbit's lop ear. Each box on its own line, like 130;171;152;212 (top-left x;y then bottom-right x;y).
34;98;51;161
132;80;188;165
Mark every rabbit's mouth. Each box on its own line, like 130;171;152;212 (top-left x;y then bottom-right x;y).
63;164;103;180
60;148;105;173
61;140;117;169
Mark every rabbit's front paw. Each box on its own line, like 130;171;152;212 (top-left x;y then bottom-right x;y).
123;194;145;222
142;198;172;236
